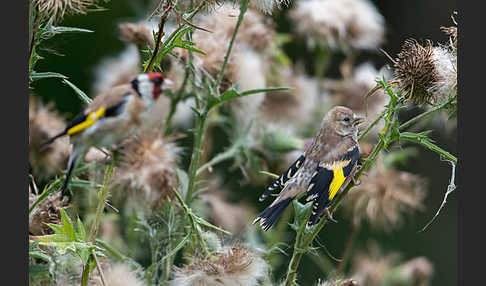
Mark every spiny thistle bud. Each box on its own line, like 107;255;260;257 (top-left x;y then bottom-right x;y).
171;244;269;286
32;0;106;23
343;156;427;231
29;96;72;178
29;188;69;235
392;39;457;105
290;0;385;52
113;132;181;207
118;22;155;49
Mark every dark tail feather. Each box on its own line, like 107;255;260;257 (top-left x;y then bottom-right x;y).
259;180;281;202
61;153;78;195
40;132;66;151
253;198;293;231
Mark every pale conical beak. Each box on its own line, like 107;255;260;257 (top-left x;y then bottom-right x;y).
162;79;175;90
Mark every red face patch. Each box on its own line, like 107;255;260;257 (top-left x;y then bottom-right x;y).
147;72;163;99
148;72;163;81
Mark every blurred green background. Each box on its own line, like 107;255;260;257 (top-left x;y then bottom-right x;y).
30;0;457;285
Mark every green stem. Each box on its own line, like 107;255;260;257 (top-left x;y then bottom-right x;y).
164;71;190;136
358;110;386;141
400;133;457;163
215;0;249;89
399;97;456;131
89;163;113;242
185;112;208;205
95;239;142;271
144;6;170;73
81;264;90;286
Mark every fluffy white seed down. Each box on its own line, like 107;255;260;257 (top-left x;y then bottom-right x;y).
429;46;457;104
290;0;385;52
92;45;141;95
170;245;270;286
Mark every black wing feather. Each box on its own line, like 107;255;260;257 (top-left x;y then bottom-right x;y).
259;154;305;201
306;166;333;225
306;146;360;226
40;95;130;150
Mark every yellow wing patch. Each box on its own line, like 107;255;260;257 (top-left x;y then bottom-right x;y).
328;168;346;200
67;107;106;135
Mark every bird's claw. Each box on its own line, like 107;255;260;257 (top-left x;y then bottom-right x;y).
351;165;362;185
325;207;338;223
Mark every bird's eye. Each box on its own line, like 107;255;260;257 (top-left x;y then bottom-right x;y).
343;117;350;122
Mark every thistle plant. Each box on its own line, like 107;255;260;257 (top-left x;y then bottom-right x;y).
28;1;457;285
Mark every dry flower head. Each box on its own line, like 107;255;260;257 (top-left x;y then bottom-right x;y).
171;244;269;286
190;3;275;89
119;22;156;49
392;38;457;105
350;243;399;286
29;188;69;235
397;257;434;286
29;96;72;178
89;263;146;286
114;132;181;207
33;0;105;23
290;0;385;52
344;157;427;230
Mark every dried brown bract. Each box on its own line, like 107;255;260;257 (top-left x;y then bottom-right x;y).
119;22;156;49
392;39;457;105
29;96;72;178
114;132;181;207
29;188;69;235
343;157;427;230
171;244;269;286
441;26;457;49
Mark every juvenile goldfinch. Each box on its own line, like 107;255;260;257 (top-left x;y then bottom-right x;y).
41;72;173;193
253;106;364;231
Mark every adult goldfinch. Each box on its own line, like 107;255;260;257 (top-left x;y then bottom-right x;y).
254;106;364;231
41;72;173;193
